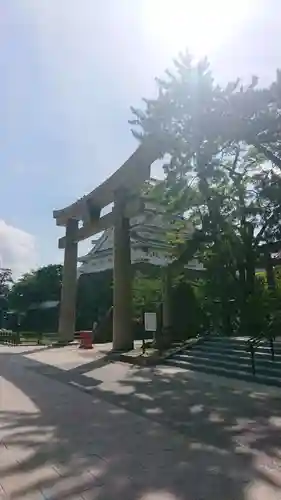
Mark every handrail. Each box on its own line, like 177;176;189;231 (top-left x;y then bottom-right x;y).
247;336;262;375
246;334;275;375
163;329;212;358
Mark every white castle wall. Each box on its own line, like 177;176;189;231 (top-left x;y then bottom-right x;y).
78;204;203;275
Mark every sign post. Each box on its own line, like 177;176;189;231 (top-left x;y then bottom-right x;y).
144;312;157;333
143;312;157;354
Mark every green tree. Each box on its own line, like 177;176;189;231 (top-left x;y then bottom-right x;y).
0;268;13;297
132;270;162;316
0;268;13;328
130;52;281;337
9;264;62;312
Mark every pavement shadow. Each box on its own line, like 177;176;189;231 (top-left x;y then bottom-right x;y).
1;351;281;499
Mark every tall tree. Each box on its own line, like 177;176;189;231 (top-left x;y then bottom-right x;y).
130;52;281;336
8;264;62;312
0;268;13;297
0;268;13;328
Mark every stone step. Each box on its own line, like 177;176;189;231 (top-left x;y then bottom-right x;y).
193;342;281;356
172;353;281;377
191;343;281;358
203;336;248;343
203;336;281;344
166;358;281;388
184;347;281;366
199;338;247;345
201;337;281;349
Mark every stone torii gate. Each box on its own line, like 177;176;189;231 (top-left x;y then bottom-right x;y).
53;139;162;351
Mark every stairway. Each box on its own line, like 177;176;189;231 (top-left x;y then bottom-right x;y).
165;336;281;387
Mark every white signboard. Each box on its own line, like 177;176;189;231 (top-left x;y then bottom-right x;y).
144;312;157;332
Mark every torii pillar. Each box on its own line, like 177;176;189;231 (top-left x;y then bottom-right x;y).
112;190;133;351
58;218;78;343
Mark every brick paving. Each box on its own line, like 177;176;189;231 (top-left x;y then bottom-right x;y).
1;346;281;499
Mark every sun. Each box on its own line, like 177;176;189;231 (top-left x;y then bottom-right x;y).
141;0;253;59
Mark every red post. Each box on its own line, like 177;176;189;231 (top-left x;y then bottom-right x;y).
79;331;93;349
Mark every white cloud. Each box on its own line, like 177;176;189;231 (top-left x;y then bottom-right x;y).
0;220;37;279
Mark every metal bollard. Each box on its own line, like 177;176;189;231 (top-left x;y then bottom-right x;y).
250;344;256;375
270;337;275;361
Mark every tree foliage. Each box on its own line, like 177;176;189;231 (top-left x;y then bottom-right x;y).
8;264;63;312
0;268;13;298
0;268;13;327
130;52;281;337
132;270;162;315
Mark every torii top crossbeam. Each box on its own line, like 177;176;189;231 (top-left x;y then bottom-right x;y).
53;139;162;249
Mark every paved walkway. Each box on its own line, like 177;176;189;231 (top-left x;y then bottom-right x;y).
1;345;281;499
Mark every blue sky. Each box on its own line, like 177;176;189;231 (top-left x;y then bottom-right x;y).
0;0;280;277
